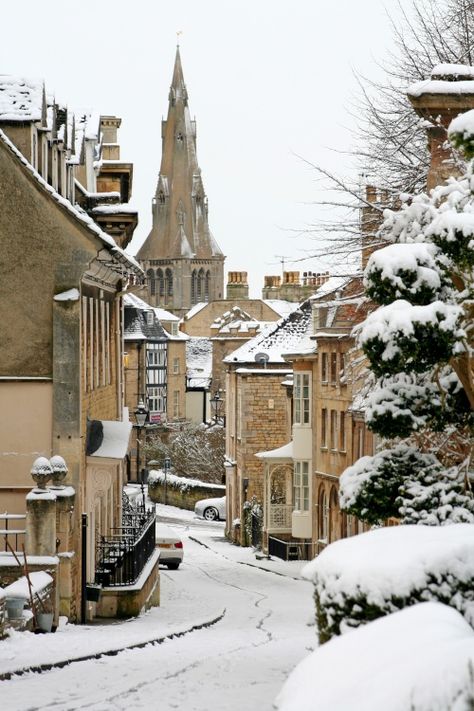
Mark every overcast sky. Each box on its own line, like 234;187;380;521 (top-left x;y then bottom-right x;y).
2;1;409;297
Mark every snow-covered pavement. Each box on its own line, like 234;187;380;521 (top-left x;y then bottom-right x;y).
1;505;316;710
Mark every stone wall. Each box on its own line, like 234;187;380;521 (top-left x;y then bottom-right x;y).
148;477;225;510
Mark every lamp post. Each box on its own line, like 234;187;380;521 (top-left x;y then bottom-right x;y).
164;456;171;506
134;400;148;502
211;391;223;425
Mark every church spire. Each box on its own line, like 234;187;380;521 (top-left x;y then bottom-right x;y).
137;48;225;314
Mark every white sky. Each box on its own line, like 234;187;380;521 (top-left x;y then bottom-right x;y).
1;0;408;297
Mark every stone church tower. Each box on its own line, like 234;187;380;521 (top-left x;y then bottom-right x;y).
138;48;225;317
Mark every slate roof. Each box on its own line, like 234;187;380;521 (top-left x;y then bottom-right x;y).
124;302;168;341
224;300;314;365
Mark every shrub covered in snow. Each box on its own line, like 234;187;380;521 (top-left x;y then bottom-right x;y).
341;112;474;525
340;444;474;526
302;524;474;644
275;602;474;711
142;422;225;483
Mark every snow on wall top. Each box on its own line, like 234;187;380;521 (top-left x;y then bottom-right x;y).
186;337;212;388
0;76;43;121
431;63;474;79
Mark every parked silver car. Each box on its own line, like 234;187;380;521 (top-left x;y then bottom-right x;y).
194;496;226;521
155;522;184;569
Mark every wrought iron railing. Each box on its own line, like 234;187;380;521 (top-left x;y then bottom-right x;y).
94;494;156;587
268;535;316;562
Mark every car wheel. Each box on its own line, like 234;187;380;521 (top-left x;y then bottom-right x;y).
166;562;180;570
203;507;219;521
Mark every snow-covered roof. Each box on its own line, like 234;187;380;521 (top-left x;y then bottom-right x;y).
255;441;293;459
224;300;314;365
0;75;43;122
262;300;298;318
210;305;269;337
184;302;208;320
0;128;142;277
408;64;474;98
124;297;168;342
124;292;154;311
88;420;132;460
154;307;179;322
186;337;212;389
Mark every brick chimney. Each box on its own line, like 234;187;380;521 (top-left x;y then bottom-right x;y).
408;65;474;189
226;271;249;300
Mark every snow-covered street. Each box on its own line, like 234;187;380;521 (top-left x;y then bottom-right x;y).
1;505;315;710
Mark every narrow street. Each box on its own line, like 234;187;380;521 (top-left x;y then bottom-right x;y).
2;508;316;710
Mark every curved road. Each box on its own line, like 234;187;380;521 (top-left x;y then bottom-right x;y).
3;512;315;710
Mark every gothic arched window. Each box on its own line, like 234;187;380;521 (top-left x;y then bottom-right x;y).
165;268;173;298
197;268;205;301
191;270;197;304
147;268;156;296
157;269;165;298
205;270;211;301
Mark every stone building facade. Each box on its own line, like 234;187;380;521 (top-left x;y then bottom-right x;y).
0;75;158;621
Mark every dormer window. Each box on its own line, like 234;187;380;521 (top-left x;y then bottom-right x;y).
146;312;154;326
171;322;179;336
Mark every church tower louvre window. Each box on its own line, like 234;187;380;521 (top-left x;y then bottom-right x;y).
136;46;224;317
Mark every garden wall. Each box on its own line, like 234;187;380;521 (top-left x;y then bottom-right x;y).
148;470;225;511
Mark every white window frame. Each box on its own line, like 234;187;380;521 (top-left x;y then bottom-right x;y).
173;357;180;375
293;461;310;512
294;372;311;425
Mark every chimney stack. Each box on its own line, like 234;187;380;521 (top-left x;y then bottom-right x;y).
226;271;249;300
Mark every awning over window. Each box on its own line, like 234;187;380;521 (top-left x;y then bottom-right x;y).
87;419;132;460
255;441;293;460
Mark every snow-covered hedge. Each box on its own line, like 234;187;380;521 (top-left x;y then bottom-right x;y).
275;602;474;711
340;444;474;526
302;524;474;643
147;469;225;493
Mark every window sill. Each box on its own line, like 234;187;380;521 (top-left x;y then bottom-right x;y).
320;446;328;451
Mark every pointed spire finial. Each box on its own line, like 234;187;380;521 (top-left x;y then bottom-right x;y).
176;30;182;47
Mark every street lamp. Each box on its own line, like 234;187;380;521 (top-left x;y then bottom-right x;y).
134;400;148;499
164;456;171;506
211;391;223;424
